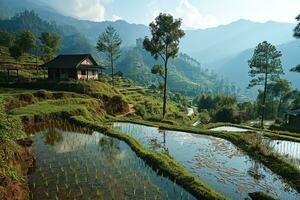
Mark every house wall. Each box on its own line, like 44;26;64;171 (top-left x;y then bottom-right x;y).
48;68;77;80
289;116;300;129
77;70;98;80
81;58;93;65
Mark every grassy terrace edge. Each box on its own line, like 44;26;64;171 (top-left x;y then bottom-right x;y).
112;118;300;193
202;122;300;142
69;116;229;200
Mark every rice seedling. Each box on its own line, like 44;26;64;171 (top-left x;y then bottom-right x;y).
28;126;197;200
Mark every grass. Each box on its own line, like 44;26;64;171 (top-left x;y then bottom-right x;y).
70;116;229;200
0;72;298;198
202;122;300;142
115;118;300;193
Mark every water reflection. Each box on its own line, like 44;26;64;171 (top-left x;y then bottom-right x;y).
43;128;63;146
113;122;300;200
268;140;300;168
29;128;196;200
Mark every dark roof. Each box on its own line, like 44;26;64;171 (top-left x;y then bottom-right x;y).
41;54;102;69
286;109;300;116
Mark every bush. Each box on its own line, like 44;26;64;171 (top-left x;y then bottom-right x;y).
213;107;236;123
198;110;210;124
135;104;146;117
274;118;284;125
0;108;25;142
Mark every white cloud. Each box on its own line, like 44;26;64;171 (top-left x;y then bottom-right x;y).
175;0;218;29
112;15;123;21
45;0;107;22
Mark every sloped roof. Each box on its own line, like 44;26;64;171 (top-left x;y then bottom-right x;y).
286;109;300;116
41;54;101;69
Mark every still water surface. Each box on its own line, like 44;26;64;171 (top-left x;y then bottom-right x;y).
29;128;196;200
113;122;300;200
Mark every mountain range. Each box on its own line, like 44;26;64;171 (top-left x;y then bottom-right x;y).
0;0;299;94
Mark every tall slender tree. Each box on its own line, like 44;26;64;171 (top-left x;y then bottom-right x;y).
143;13;185;118
291;14;300;73
96;26;122;87
248;41;283;128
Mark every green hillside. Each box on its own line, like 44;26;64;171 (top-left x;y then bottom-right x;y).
117;42;242;97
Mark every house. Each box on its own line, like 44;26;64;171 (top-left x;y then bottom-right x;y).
42;54;104;80
285;109;300;129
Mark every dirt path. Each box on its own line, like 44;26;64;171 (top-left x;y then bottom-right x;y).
117;104;135;117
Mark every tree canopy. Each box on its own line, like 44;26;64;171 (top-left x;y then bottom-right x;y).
294;14;300;38
248;41;283;128
143;13;185;118
97;25;122;87
291;14;300;73
16;30;36;53
39;32;60;62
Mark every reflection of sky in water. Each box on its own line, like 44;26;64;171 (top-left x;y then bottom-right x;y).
210;126;249;132
113;122;300;200
29;129;196;200
269;140;300;168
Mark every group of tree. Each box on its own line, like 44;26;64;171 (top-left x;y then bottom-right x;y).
97;13;185;119
0;10;95;59
247;13;300;128
193;94;254;124
0;30;59;63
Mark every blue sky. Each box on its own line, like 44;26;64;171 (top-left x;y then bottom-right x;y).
42;0;300;29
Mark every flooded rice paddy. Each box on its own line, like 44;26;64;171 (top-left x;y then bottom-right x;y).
268;139;300;168
210;126;249;132
113;122;300;200
29;128;196;200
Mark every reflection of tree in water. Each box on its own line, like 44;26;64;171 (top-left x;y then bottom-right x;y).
43;128;63;146
247;161;266;181
98;136;121;163
147;130;169;153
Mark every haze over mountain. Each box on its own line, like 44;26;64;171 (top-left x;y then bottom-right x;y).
0;0;299;93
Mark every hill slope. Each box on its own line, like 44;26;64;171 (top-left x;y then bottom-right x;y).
217;40;300;89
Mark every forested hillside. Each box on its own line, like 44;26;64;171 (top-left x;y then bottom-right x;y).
117;40;242;97
0;10;96;56
0;10;242;98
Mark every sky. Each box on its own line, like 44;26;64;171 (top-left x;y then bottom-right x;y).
40;0;300;29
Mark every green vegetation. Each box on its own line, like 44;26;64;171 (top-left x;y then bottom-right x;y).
116;119;300;193
97;25;122;87
248;192;278;200
39;32;60;62
248;41;283;128
71;117;228;200
291;14;300;73
0;10;97;57
143;13;185;118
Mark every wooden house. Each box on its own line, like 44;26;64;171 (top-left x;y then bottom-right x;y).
285;109;300;129
42;54;104;80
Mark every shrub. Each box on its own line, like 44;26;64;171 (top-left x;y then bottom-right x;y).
212;107;235;123
198;110;210;124
0;107;25;142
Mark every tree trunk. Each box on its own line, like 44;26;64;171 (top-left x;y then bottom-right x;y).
261;67;268;128
277;97;283;118
162;59;168;119
110;51;114;87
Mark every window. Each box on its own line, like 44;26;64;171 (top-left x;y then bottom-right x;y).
81;70;86;75
92;70;95;76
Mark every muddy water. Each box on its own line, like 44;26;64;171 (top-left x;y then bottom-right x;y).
29;128;196;200
113;122;300;200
